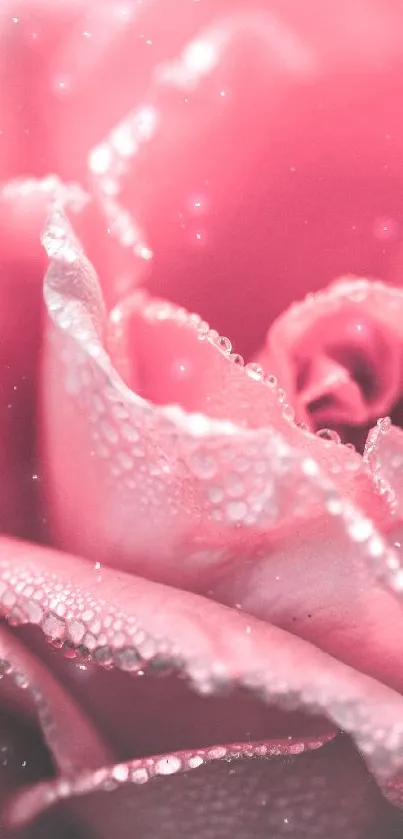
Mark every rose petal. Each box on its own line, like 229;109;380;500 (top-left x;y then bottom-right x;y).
12;624;336;764
258;277;403;440
38;209;403;695
0;706;55;819
79;0;403;347
1;537;403;810
6;1;403;327
9;733;336;828
10;737;403;839
363;421;403;598
41;208;392;558
364;421;403;519
0;623;111;779
39;211;403;699
0;11;24;180
0;179;91;540
32;0;403;181
29;0;234;182
106;289;293;426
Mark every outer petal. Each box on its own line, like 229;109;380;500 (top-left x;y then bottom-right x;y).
39;211;403;693
36;0;403;180
77;0;403;347
8;0;403;333
257;277;403;439
0;623;110;777
1;537;403;822
0;179;88;540
11;738;403;839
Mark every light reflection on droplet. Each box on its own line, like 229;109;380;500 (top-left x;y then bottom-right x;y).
373;216;399;241
316;428;341;444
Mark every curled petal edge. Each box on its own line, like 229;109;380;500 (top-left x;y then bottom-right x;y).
0;538;403;820
41;209;395;588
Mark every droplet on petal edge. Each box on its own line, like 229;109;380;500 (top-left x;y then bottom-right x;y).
7;733;337;827
1;539;403;817
1;176;89;212
40;209;402;603
363;424;403;573
0;624;110;778
316;428;341;444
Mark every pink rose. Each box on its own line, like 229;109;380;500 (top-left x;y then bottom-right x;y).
2;1;403;836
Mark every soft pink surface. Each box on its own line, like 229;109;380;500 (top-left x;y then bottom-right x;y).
2;1;403;837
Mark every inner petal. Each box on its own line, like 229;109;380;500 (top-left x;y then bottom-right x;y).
0;708;54;814
295;309;402;442
15;625;333;762
80;8;403;356
22;737;403;839
258;279;403;449
106;290;287;427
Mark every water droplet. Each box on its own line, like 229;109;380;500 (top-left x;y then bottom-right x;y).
131;767;149;784
208;486;224;504
155;755;182;775
230;353;244;366
347;518;373;542
112;764;130;783
83;632;97;651
316;428;341;444
373;216;399;241
101;420;119;445
14;672;29;689
377;416;391;432
189;452;217;480
207;746;227;759
216;335;232;354
95;646;114;668
147;655;173;675
282;402;295;421
111;403;129;423
245;363;264;381
117;452;133;471
52;73;73;96
226;501;247;522
89;143;113;175
188;755;204;769
42;613;66;641
224;472;245;498
114;647;141;672
68;620;86;645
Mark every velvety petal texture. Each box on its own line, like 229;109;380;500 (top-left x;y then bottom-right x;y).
17;739;403;839
258;278;403;447
0;537;403;831
3;1;403;837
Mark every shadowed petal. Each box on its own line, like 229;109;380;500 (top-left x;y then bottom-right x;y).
1;537;403;815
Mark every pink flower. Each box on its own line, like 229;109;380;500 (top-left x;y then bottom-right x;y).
2;1;403;836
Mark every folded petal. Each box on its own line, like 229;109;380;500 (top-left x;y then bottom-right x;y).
11;737;403;839
258;277;403;447
1;536;403;816
364;421;403;520
0;179;89;540
78;0;403;349
39;212;403;693
0;616;110;823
